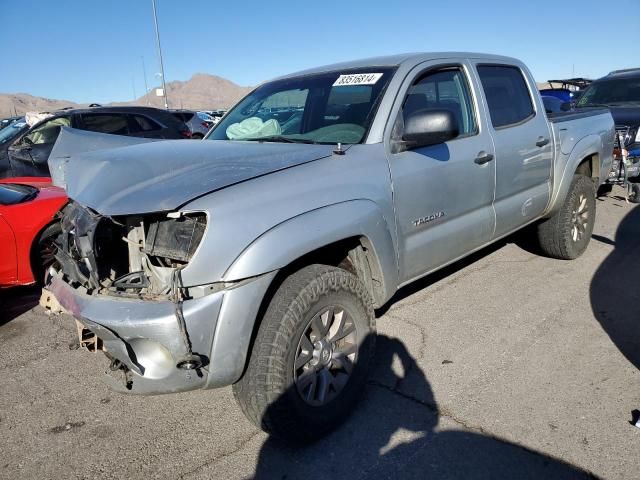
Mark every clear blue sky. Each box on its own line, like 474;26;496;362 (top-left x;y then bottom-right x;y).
0;0;637;103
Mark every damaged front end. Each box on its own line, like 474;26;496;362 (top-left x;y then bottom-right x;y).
55;201;206;299
50;201;215;393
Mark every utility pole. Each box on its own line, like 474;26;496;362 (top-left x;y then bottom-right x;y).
151;0;168;109
141;56;150;104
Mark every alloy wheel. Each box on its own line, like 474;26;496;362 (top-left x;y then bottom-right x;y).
571;193;589;242
294;305;358;406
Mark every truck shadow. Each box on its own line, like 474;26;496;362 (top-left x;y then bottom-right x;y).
376;240;508;316
590;205;640;370
0;286;40;326
252;334;592;479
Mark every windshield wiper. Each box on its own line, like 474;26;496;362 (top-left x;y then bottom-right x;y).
246;135;317;144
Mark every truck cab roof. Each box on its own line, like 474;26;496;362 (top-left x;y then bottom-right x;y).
275;52;522;81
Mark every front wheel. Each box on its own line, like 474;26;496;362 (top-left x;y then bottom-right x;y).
233;264;375;443
31;222;61;285
535;174;596;259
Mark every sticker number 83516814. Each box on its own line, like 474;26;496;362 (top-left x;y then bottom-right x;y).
333;73;383;87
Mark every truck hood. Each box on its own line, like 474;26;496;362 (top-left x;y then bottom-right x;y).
49;128;335;215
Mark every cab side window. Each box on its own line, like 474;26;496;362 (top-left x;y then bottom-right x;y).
402;68;477;137
477;65;534;128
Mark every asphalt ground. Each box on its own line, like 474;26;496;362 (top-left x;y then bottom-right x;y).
1;187;639;479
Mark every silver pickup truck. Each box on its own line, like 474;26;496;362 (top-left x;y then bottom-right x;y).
47;52;614;442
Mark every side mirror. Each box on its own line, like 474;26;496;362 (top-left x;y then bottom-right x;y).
402;109;459;149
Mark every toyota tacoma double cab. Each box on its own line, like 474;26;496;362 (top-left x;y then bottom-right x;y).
46;53;614;442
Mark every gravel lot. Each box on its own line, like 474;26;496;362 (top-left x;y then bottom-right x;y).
1;188;639;480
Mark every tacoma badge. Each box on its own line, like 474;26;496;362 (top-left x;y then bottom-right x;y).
413;211;445;227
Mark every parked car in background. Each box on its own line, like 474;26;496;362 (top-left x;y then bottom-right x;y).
0;118;27;144
541;95;570;114
0;120;29;177
170;109;215;138
0;177;67;287
202;109;226;125
47;52;614;443
540;78;592;104
577;68;640;200
0;106;190;179
0;116;22;130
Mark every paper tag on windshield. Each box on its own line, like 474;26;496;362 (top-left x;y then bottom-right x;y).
333;73;383;87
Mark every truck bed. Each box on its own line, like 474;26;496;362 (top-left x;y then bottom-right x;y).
547;107;610;123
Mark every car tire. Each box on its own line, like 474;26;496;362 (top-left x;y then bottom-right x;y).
31;221;61;285
233;264;375;443
191;133;204;140
629;183;640;204
536;174;596;260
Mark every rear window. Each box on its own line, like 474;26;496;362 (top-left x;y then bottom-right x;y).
172;112;194;122
82;114;130;135
477;65;535;128
131;115;161;132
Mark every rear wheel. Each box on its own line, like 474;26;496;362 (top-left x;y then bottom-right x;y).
536;174;596;259
233;264;375;443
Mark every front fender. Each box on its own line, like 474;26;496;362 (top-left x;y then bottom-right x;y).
223;200;398;304
547;134;602;216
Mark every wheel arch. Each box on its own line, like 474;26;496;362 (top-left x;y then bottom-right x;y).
547;135;602;217
223;200;398;308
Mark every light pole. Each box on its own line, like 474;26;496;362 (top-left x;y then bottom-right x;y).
141;56;150;104
151;0;168;109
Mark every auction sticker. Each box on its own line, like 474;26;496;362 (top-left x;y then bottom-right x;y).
333;73;383;86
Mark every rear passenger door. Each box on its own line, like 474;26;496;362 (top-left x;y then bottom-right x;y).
474;63;553;238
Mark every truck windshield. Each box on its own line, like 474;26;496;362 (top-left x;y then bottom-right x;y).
207;68;396;144
577;78;640;107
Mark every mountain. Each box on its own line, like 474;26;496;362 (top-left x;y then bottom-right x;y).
0;73;252;117
114;73;252;110
0;93;81;117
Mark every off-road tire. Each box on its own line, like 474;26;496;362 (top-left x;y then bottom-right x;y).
536;174;596;259
233;264;375;443
629;183;640;204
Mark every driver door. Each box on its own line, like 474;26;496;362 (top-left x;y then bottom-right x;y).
387;61;496;283
9;115;71;176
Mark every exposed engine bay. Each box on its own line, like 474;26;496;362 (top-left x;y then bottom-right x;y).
54;201;206;299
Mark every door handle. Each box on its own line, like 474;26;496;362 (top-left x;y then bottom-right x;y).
474;151;494;165
536;136;550;147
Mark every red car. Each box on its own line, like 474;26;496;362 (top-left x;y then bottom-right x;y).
0;177;67;287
